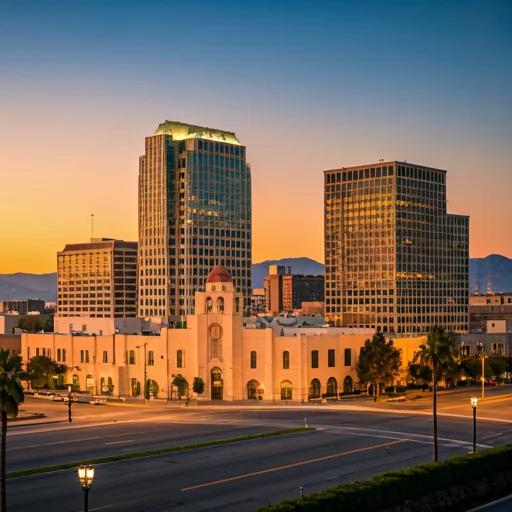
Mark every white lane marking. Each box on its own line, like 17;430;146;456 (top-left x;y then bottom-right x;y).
7;431;147;451
105;439;135;445
325;426;492;449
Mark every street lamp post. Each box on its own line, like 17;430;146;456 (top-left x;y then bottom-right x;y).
471;397;478;453
77;465;94;512
68;385;73;423
481;355;485;399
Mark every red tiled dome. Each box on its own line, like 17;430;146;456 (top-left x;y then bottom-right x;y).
206;266;232;283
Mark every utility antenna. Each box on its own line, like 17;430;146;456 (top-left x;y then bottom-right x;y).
91;214;94;240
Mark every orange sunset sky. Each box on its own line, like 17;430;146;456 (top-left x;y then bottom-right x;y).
1;1;511;275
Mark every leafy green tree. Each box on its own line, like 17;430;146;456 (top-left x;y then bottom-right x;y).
413;326;457;462
0;349;24;512
193;377;205;397
43;315;54;333
172;374;188;399
150;380;159;399
26;356;58;389
356;333;402;399
15;316;43;333
408;363;432;387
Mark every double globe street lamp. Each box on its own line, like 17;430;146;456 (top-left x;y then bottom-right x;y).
471;397;478;453
78;465;95;512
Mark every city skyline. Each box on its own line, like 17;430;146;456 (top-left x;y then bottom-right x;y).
1;0;511;274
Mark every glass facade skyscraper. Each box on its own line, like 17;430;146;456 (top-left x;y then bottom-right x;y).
138;121;252;321
324;161;469;334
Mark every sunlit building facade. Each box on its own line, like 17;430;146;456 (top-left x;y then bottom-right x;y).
22;267;425;401
324;161;469;334
57;239;138;318
138;121;252;322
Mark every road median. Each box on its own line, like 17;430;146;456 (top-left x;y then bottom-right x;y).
7;427;314;480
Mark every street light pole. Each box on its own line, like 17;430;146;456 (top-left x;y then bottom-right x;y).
481;354;485;399
77;465;94;512
471;397;478;453
68;385;72;423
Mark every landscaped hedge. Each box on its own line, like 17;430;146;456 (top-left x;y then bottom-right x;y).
254;444;512;512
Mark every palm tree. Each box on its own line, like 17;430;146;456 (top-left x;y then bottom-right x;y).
0;349;24;512
413;326;456;462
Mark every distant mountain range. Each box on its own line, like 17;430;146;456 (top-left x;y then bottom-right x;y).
1;254;512;301
0;273;57;302
251;257;324;288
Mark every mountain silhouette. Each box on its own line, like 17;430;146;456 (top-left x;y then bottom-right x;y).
2;254;512;300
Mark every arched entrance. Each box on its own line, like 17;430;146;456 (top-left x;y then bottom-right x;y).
247;379;259;400
280;380;293;400
326;377;337;397
343;376;353;394
309;378;321;399
211;367;223;400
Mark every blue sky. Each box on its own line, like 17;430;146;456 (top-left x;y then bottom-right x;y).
1;0;511;271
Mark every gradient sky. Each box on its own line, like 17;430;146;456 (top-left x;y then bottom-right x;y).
1;0;511;274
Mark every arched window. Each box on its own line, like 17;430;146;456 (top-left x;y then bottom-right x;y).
42;348;46;357
62;348;67;362
129;350;135;365
85;350;90;363
103;351;108;363
177;349;183;368
47;349;51;358
205;297;213;313
250;351;257;369
326;377;337;397
283;351;290;369
235;297;240;313
73;374;80;388
311;350;319;368
343;376;353;394
80;350;84;363
280;380;293;400
100;377;105;394
57;349;61;361
209;324;222;361
309;378;321;399
217;297;224;313
247;380;259;400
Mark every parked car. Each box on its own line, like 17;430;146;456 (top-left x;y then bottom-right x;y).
52;395;65;402
488;380;497;386
90;399;106;406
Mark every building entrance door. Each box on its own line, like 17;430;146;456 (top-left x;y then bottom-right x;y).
211;367;223;400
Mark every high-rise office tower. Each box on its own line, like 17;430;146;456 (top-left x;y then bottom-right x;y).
57;238;138;318
324;161;469;334
138;121;252;322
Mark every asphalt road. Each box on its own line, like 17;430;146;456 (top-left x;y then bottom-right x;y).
6;390;512;512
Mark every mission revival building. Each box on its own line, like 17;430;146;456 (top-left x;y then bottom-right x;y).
21;267;425;402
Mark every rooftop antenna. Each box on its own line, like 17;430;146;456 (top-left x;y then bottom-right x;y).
91;213;94;240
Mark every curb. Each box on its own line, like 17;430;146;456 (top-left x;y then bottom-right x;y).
467;494;512;511
9;419;66;429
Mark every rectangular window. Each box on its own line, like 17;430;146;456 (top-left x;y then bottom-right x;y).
311;350;319;368
85;350;90;363
344;348;352;366
328;349;335;367
129;350;135;365
148;350;154;366
103;351;108;363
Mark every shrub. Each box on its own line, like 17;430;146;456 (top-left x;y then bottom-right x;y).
254;445;512;512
